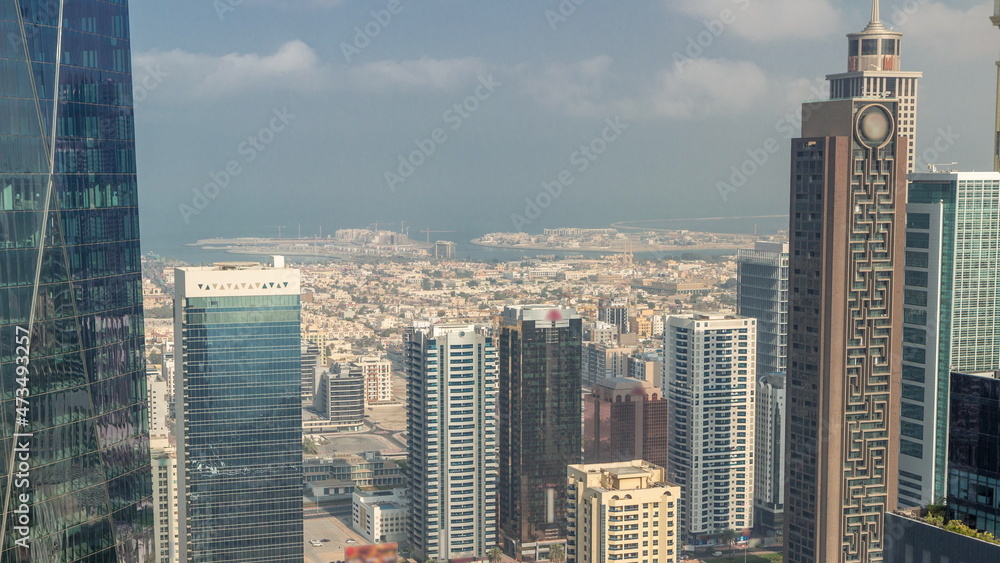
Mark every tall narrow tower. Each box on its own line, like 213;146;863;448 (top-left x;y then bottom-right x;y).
829;0;922;172
993;0;1000;171
784;2;914;561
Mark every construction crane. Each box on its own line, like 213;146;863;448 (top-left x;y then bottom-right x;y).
421;229;455;243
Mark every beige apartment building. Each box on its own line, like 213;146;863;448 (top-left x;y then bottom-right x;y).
566;461;681;563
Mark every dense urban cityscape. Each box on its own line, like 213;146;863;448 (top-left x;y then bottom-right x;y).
3;1;1000;563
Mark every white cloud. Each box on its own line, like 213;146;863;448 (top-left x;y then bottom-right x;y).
133;42;492;103
518;56;615;117
671;0;841;42
892;1;994;63
647;58;770;119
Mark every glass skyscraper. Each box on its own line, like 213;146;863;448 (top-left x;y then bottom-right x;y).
1;1;152;560
498;305;582;561
899;172;1000;507
174;261;303;562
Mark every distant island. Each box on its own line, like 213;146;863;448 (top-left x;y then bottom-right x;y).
472;227;783;253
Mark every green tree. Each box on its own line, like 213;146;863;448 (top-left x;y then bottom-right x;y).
486;546;503;563
421;279;432;291
718;529;739;556
302;437;318;455
547;543;565;563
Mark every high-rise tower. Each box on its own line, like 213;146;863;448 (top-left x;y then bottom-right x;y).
405;323;499;561
784;4;912;560
829;1;922;172
993;0;1000;171
0;1;153;559
498;305;582;561
175;261;303;562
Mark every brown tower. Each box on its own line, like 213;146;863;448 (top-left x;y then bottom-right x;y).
583;377;669;471
784;98;907;562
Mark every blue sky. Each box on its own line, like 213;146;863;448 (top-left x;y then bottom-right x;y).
128;0;997;252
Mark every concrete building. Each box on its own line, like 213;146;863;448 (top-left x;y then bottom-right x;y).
884;511;1000;563
406;323;499;561
785;5;915;560
148;371;172;439
353;490;408;544
582;342;635;386
312;366;365;431
599;298;631;335
584;378;669;471
629;352;664;388
304;452;404;501
737;241;789;377
585;320;619;345
301;342;321;401
355;355;394;405
566;461;681;563
434;240;457;260
174;259;303;561
993;0;1000;172
665;313;756;542
899;172;1000;506
499;305;583;560
754;372;786;536
151;438;179;563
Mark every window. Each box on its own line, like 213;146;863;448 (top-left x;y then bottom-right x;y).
862;39;878;55
906;232;930;249
905;271;928;288
907;213;930;230
901;402;924;421
902;383;924;401
904;290;927;307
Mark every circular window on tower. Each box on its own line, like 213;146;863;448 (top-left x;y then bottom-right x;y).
855;104;895;149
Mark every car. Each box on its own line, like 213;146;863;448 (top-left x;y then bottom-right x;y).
310;540;322;547
346;538;356;544
321;539;330;542
713;551;723;557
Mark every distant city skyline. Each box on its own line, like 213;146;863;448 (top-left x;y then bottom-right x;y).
128;1;996;252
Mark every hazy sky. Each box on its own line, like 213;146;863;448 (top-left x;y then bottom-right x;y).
129;0;997;252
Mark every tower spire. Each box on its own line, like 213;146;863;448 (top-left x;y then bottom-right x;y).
871;0;881;24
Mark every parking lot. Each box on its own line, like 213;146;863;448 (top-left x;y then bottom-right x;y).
303;514;369;563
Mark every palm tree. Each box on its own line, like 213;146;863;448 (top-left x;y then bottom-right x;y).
719;528;739;556
486;546;503;563
547;543;566;563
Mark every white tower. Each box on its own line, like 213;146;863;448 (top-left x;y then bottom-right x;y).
993;0;1000;171
828;0;923;172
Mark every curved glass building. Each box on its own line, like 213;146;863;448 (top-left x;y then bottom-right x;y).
0;1;153;560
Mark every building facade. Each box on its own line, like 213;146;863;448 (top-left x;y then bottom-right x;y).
754;372;786;535
582;342;635;386
355;355;394;405
313;365;365;430
406;323;499;561
785;7;912;561
599;298;631;335
174;261;303;562
566;461;681;563
353;490;408;544
499;305;583;560
665;313;756;542
0;1;154;558
152;438;180;563
584;377;669;471
737;241;789;377
948;370;1000;538
899;172;1000;506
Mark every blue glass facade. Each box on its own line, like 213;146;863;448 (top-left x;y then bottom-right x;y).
1;0;152;560
178;290;303;562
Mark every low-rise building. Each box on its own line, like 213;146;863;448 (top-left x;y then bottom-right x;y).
566;460;681;563
304;452;405;501
353;490;408;544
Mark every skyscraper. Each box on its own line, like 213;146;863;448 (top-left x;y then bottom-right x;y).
174;260;303;562
993;0;1000;171
784;4;913;560
737;241;789;377
899;171;1000;507
829;0;922;173
405;323;498;560
664;313;757;542
754;372;786;536
583;377;669;471
498;305;582;560
599;298;631;335
948;370;1000;538
1;1;153;559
